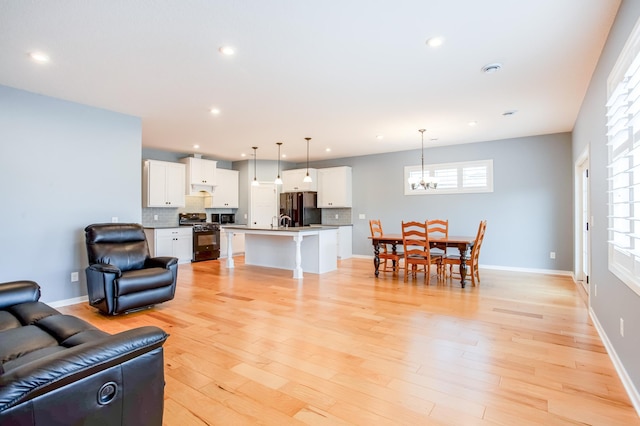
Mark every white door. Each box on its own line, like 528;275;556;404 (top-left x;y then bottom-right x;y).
250;183;278;228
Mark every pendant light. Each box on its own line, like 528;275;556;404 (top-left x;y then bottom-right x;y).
303;137;312;183
251;146;259;186
408;129;437;190
274;142;283;185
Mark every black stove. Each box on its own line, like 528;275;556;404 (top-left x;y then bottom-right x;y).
178;213;220;261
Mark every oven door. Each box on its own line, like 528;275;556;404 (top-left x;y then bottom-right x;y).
193;229;220;261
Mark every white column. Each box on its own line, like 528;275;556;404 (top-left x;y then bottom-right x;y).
225;231;235;268
293;234;304;279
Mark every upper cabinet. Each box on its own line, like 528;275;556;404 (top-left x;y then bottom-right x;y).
318;166;352;208
143;160;186;207
282;168;318;192
180;157;217;195
204;168;239;208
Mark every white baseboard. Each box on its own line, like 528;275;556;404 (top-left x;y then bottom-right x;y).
590;307;640;417
351;255;573;276
47;295;88;308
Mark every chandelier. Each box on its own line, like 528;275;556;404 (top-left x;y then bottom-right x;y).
408;129;438;190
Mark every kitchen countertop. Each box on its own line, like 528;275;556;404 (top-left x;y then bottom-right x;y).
222;224;338;232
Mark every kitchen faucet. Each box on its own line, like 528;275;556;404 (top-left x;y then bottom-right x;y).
279;215;292;227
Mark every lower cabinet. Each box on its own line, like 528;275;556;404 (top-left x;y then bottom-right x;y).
219;230;245;258
337;226;352;259
144;227;193;264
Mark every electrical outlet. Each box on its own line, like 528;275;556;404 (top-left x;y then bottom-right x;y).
111;216;119;223
71;272;79;282
359;213;366;219
335;214;339;219
620;318;624;337
549;251;556;259
594;284;597;297
154;214;158;221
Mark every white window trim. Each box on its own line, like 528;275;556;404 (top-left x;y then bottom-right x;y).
404;159;494;195
606;16;640;297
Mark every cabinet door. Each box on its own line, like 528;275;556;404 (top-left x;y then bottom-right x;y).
165;162;186;207
146;161;169;207
209;169;239;208
192;158;216;185
155;230;176;256
174;233;193;262
318;167;352;207
282;169;317;192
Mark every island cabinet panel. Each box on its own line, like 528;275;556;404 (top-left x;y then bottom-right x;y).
282;168;318;192
143;160;186;207
221;226;337;278
180;157;217;195
337;226;352;259
318;166;352;208
205;168;239;208
144;227;192;264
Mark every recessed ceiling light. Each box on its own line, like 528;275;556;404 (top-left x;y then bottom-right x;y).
481;63;502;73
430;138;439;142
240;153;246;157
376;135;384;140
219;46;235;55
325;148;331;152
210;108;220;115
468;121;478;126
502;110;518;117
29;51;49;63
282;154;287;158
426;37;444;48
193;144;200;149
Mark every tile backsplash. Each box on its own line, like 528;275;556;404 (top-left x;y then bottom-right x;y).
321;208;352;225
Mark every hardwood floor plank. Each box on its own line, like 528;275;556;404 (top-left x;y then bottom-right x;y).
57;258;639;425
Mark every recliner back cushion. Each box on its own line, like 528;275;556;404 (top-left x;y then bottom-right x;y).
85;224;150;272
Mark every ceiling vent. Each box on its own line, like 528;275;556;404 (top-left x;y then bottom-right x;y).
481;63;502;74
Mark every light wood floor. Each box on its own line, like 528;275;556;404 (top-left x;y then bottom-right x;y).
59;257;640;425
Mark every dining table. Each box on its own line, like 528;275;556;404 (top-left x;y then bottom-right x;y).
369;234;476;288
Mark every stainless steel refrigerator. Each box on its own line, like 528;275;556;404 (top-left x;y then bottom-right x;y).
279;192;321;227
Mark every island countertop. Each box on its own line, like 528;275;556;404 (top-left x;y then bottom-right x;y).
221;225;338;232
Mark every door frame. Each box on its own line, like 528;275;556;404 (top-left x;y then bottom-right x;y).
574;146;590;296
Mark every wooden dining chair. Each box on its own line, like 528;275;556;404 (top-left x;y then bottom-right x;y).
402;221;442;284
442;220;487;286
427;219;449;273
369;219;403;274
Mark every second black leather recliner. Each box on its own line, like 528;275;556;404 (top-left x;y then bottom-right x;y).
84;223;178;315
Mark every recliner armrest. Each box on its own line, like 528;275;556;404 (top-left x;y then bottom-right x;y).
145;256;178;269
88;263;122;276
0;326;169;411
0;281;41;310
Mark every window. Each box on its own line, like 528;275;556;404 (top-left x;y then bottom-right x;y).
404;159;493;195
606;17;640;295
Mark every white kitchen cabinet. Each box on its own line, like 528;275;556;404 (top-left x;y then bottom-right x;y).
180;157;217;195
143;160;186;207
282;168;317;192
144;227;193;264
219;230;245;258
337;226;352;259
204;168;239;208
318;166;352;207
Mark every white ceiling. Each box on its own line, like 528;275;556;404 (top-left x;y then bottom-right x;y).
0;0;621;162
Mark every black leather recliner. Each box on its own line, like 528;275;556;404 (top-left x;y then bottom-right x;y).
84;223;178;315
0;280;168;425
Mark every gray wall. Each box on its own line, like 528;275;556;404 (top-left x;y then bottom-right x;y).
309;133;573;271
573;0;640;393
0;85;141;303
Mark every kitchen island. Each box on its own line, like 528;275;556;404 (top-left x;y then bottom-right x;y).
221;225;338;278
